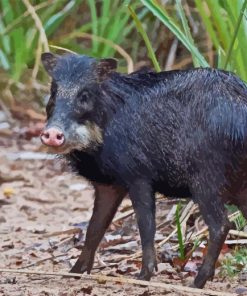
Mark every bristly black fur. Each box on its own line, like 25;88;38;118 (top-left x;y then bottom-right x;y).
42;53;247;288
67;66;247;190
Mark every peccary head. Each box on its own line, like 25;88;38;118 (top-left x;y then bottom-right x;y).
40;53;117;154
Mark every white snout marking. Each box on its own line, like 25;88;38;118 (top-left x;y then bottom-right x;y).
75;125;91;147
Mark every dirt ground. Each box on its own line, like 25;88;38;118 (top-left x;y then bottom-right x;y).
0;117;247;296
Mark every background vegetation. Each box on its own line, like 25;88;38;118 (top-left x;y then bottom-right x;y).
1;0;247;106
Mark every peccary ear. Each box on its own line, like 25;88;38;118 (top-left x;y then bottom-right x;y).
41;52;58;76
96;58;118;80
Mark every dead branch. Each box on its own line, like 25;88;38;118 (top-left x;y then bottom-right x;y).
0;268;237;296
43;228;81;238
20;254;66;269
113;209;134;223
229;229;247;238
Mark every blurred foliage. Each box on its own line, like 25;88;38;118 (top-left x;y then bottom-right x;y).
1;0;247;101
0;0;82;81
194;0;247;79
226;204;247;231
220;247;247;278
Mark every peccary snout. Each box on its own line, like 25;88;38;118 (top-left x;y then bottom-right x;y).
40;127;65;147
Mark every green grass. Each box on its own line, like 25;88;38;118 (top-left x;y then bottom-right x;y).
141;0;209;67
176;202;185;260
141;0;247;80
221;248;247;277
194;0;247;80
128;5;161;72
0;0;148;84
0;0;81;81
1;0;247;94
226;205;247;231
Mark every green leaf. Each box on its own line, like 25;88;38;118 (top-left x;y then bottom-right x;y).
44;0;80;36
0;50;10;70
224;0;247;69
175;0;200;67
141;0;209;67
128;5;161;72
194;0;220;49
87;0;98;52
176;203;185;260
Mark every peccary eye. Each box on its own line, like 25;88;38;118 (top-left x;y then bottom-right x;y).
78;90;89;104
76;90;94;113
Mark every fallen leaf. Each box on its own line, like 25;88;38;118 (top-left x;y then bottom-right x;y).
3;187;15;198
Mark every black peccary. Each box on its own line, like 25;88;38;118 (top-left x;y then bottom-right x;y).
40;52;247;288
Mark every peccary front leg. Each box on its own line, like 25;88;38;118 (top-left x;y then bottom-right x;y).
193;192;231;288
129;179;157;281
70;183;126;274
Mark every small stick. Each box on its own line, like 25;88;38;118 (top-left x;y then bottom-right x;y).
113;209;134;223
22;0;49;52
0;269;236;296
20;254;66;269
225;239;247;245
113;195;166;224
43;228;81;238
229;229;247;238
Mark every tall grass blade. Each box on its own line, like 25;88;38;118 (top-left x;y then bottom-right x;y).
206;0;230;50
44;0;80;36
87;0;98;53
141;0;209;67
128;5;161;72
194;0;220;49
0;50;10;70
175;0;200;67
176;203;185;260
217;47;226;69
224;0;247;69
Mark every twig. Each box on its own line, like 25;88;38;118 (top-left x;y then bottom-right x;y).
20;254;66;269
22;0;49;52
157;228;177;248
229;229;247;238
114;197;166;224
225;239;247;245
49;45;76;54
0;269;237;296
113;209;134;223
129;202;196;260
32;37;42;79
165;39;178;70
43;228;81;238
157;201;196;248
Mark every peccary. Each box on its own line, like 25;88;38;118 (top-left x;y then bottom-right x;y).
40;52;247;288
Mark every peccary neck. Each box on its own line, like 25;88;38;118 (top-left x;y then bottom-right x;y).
99;71;155;124
99;73;127;120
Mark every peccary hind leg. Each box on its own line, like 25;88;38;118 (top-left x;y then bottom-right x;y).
70;183;126;274
129;179;157;281
193;191;232;288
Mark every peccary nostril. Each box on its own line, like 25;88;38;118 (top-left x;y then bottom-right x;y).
56;133;63;141
43;131;50;139
40;128;65;147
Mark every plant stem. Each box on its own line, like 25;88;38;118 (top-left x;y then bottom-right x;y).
128;5;161;72
224;0;247;69
176;202;185;260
